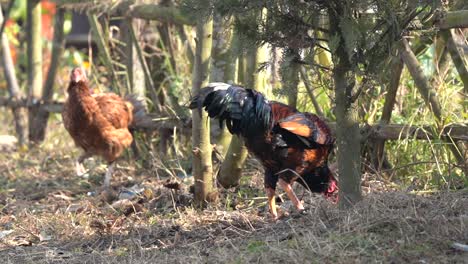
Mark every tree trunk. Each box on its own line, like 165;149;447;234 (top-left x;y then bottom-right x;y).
217;18;269;188
217;53;248;188
217;135;248;188
209;13;236;157
27;0;43;145
334;67;362;208
210;14;236;85
191;15;214;206
0;3;27;147
280;48;300;108
329;7;362;208
29;8;66;143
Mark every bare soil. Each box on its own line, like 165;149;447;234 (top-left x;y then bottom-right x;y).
0;120;467;264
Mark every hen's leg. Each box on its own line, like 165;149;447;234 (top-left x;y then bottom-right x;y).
76;153;91;177
266;187;278;219
264;170;279;219
103;162;115;189
278;178;305;212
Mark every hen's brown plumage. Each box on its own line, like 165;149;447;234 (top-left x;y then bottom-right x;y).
190;83;338;219
62;68;139;188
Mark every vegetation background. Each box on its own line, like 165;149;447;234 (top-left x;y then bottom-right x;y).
0;0;466;262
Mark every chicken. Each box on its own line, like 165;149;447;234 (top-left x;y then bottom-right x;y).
190;83;338;219
62;67;145;189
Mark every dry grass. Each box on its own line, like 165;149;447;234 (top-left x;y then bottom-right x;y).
0;114;467;263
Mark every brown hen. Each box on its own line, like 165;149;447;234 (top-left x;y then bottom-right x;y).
62;67;145;188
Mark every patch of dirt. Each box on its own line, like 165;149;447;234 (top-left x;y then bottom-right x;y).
0;120;466;263
0;154;466;264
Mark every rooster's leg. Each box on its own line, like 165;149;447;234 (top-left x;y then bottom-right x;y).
278;179;305;212
103;162;115;189
76;153;91;176
266;187;278;219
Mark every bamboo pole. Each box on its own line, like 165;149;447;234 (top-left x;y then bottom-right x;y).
210;13;236;156
216;53;249;188
216;10;270;189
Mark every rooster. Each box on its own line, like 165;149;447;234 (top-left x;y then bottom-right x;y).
62;67;145;189
190;83;338;219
